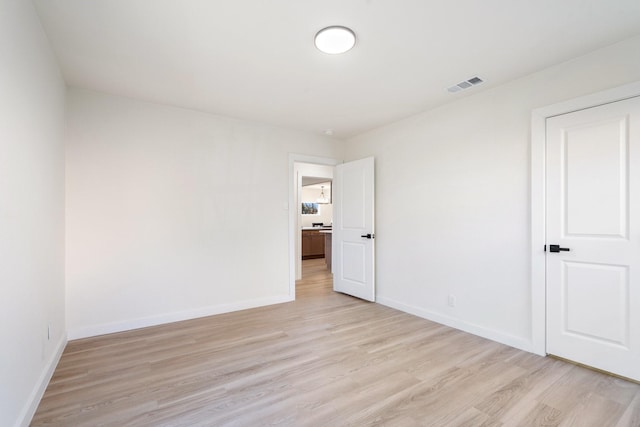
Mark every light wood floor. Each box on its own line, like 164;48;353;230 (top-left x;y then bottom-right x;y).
32;259;640;426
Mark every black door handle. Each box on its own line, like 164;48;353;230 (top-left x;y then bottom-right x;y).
361;234;374;239
549;244;570;253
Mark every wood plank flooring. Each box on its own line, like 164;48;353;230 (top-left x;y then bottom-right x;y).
32;259;640;426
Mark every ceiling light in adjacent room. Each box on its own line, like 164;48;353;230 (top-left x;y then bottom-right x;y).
315;26;356;54
317;186;330;204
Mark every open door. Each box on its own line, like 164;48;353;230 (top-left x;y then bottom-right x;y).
333;157;375;301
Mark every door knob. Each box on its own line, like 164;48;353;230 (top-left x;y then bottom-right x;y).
548;244;570;253
361;233;374;239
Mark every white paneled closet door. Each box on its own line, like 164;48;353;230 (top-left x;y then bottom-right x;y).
546;96;640;381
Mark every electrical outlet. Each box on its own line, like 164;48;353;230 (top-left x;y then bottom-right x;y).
448;294;456;308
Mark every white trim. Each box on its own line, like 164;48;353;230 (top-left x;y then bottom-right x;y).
378;296;533;353
530;111;547;356
530;80;640;356
16;334;67;427
288;154;339;300
68;295;292;340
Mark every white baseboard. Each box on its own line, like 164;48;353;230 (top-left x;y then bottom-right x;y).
377;296;534;354
16;333;67;427
68;294;294;340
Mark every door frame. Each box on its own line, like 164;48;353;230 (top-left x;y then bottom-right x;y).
288;154;339;300
530;80;640;356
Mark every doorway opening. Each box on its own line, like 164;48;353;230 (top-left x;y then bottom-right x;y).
288;155;339;300
288;154;376;303
300;178;333;280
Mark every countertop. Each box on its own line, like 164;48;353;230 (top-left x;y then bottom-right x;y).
301;226;332;231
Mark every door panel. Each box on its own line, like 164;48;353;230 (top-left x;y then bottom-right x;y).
564;117;628;237
563;262;628;346
546;96;640;381
342;242;366;283
333;157;375;301
342;167;366;228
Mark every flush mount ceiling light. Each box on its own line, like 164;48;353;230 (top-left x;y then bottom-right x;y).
314;26;356;54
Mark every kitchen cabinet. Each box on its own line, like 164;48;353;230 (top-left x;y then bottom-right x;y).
302;229;325;259
322;231;332;271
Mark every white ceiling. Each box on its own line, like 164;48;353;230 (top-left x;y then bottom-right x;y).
302;177;332;188
34;0;640;138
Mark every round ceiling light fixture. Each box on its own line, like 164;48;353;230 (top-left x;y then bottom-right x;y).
314;26;356;54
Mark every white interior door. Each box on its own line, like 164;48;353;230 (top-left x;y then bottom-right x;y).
546;96;640;381
333;157;375;301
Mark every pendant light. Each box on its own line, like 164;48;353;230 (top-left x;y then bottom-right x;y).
317;186;330;204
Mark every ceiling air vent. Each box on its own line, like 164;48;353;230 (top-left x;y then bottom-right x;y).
447;76;484;93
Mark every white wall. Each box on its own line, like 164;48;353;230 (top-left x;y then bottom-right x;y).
0;1;67;426
345;35;640;352
65;89;343;338
300;187;333;227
